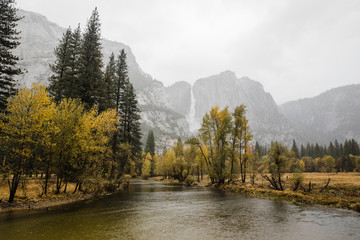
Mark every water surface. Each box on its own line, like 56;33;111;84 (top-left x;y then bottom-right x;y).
0;180;359;240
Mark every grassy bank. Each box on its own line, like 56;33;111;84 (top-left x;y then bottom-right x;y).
219;172;360;212
153;173;360;212
0;176;130;212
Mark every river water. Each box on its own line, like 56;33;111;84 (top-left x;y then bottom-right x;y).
0;180;359;240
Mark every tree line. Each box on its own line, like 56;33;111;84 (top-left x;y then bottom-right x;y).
142;105;360;192
0;3;143;202
256;138;360;173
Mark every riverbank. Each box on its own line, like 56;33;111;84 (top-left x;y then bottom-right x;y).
154;173;360;212
220;172;360;212
0;177;130;212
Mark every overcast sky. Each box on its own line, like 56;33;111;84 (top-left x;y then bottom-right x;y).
16;0;360;104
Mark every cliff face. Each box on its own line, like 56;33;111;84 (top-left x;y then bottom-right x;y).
190;71;306;144
280;85;360;144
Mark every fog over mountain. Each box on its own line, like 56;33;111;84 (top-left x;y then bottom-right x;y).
280;85;360;144
14;9;360;148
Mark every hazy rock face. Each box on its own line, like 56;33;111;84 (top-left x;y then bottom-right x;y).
192;71;305;144
166;81;191;117
14;9;190;150
280;85;360;144
14;10;64;87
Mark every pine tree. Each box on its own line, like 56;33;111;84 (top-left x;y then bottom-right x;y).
115;49;127;111
334;139;340;159
291;139;300;159
99;53;116;112
67;24;82;97
328;141;335;158
115;49;142;156
49;27;73;102
144;130;155;156
49;25;82;102
300;144;306;158
122;83;142;155
78;7;103;109
0;0;22;112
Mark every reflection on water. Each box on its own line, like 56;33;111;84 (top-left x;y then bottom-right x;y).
0;179;359;240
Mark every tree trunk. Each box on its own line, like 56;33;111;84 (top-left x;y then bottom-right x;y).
73;182;79;194
63;182;68;193
197;166;200;182
8;173;21;203
56;176;62;194
44;161;51;195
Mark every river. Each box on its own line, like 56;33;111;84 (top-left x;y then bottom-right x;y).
0;180;359;240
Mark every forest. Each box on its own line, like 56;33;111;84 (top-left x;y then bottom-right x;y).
0;5;142;203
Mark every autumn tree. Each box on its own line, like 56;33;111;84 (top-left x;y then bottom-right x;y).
52;98;85;193
233;105;252;183
141;153;152;179
323;155;335;173
262;142;290;191
1;84;56;202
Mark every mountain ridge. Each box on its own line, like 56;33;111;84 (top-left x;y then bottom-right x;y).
13;9;360;148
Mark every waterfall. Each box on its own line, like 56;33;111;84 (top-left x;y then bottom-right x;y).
186;85;200;132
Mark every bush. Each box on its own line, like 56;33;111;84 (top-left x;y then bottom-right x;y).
184;175;196;186
290;172;304;191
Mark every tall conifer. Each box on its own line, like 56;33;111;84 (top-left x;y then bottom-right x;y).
144;130;155;156
0;0;22;112
78;7;103;109
49;28;73;102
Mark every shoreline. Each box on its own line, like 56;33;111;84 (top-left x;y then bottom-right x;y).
0;182;129;213
153;176;360;213
0;192;95;213
219;183;360;213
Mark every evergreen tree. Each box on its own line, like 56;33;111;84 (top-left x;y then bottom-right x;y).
300;144;306;158
314;143;321;158
78;7;103;109
48;25;82;102
328;141;335;158
115;49;127;111
255;141;260;155
0;0;22;112
67;24;82;97
99;53;116;112
115;49;142;155
305;143;311;157
144;130;155;156
49;28;73;102
291;139;300;159
334;140;340;159
351;139;360;156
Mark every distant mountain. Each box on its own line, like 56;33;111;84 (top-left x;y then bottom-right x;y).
15;9;191;150
15;9;360;148
190;71;307;144
280;85;360;144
